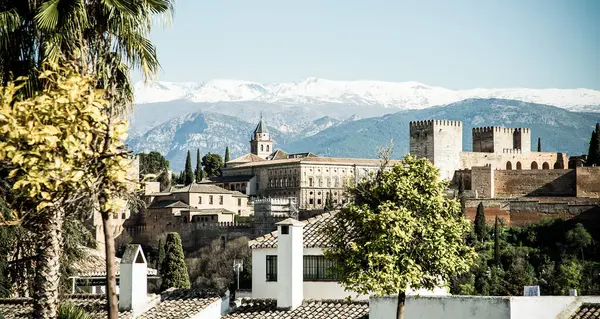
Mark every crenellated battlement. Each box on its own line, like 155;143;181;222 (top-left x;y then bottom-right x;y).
513;128;531;133
472;126;516;134
503;148;523;154
409;120;462;128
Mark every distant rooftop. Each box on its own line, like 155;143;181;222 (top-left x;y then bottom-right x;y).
222;299;368;319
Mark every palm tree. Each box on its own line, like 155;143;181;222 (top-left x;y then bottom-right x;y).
0;1;173;318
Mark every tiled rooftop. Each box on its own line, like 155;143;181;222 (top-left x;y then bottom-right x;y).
0;295;137;319
0;289;221;319
228;153;266;163
170;183;234;194
249;212;335;249
226;156;399;169
222;299;369;319
148;199;189;209
571;303;600;319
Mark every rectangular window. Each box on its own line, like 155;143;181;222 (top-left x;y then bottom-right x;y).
303;256;338;281
209;195;213;205
219;195;223;205
199;196;202;205
317;199;322;205
238;198;242;206
309;198;314;204
266;255;277;281
309;178;313;187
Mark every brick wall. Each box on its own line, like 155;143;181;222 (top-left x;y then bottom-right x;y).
494;169;576;197
576;166;600;198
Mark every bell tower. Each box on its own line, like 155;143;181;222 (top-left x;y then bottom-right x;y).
250;114;273;159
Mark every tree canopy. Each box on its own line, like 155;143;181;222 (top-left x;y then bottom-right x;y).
160;232;190;290
324;154;475;319
587;123;600;166
139;152;170;190
202;153;224;178
184;151;194;185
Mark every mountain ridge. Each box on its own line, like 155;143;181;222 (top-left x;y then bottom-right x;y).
134;78;600;112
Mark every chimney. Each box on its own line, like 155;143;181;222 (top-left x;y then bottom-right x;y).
276;218;304;310
119;244;148;314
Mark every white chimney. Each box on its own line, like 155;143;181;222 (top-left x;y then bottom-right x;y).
119;244;148;314
276;218;304;310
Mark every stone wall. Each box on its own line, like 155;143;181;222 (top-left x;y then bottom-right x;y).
464;197;600;226
471;166;494;198
576;166;600;198
494;169;576;197
459;151;565;171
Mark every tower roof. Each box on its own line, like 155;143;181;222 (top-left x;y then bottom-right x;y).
253;115;268;134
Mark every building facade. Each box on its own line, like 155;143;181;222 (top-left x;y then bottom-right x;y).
409;120;569;181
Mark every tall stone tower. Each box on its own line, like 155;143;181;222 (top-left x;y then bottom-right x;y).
409;120;463;181
250;115;273;159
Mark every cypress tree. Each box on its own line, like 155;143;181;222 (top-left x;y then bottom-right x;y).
588;123;600;166
195;149;202;183
224;146;230;168
537;137;541;152
157;239;165;274
494;217;500;266
474;202;486;242
184;150;194;185
160;233;190;290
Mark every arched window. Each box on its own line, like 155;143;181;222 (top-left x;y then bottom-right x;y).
516;162;522;170
506;161;512;170
554;162;563;169
542;162;550;169
531;162;538;170
266;145;270;152
260;145;264;152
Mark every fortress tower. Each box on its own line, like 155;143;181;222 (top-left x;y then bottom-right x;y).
409;120;463;180
250;115;273;159
472;126;531;153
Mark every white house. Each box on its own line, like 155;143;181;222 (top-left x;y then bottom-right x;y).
248;212;449;301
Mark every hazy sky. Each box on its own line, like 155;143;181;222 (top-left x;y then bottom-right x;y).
142;0;600;89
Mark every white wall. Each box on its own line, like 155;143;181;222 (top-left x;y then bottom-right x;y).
191;299;221;319
252;248;370;301
369;295;600;319
370;296;511;319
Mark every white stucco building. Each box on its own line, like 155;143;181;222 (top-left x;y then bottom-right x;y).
248;212;449;301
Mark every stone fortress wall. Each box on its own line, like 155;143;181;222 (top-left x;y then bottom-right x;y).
411;119;600;226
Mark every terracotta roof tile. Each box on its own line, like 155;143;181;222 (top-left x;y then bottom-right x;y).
222;299;368;319
171;184;233;194
571;303;600;319
249;212;335;249
0;290;221;319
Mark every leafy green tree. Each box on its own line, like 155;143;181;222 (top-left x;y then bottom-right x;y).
202;153;224;178
139;152;170;191
184;151;194;185
160;233;191;290
195;149;203;183
537;137;541;152
157;239;165;274
325;155;475;319
0;68;135;318
557;258;583;295
187;237;252;293
587;123;600;166
566;223;592;260
224;147;231;168
494;217;500;266
324;190;334;212
474;202;487;242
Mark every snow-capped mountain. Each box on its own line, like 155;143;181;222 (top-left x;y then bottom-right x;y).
134;78;600;111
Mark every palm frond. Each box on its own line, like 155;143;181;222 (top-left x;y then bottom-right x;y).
0;8;21;33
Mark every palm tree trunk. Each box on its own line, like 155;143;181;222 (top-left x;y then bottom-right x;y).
102;209;118;319
396;290;406;319
32;208;64;319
